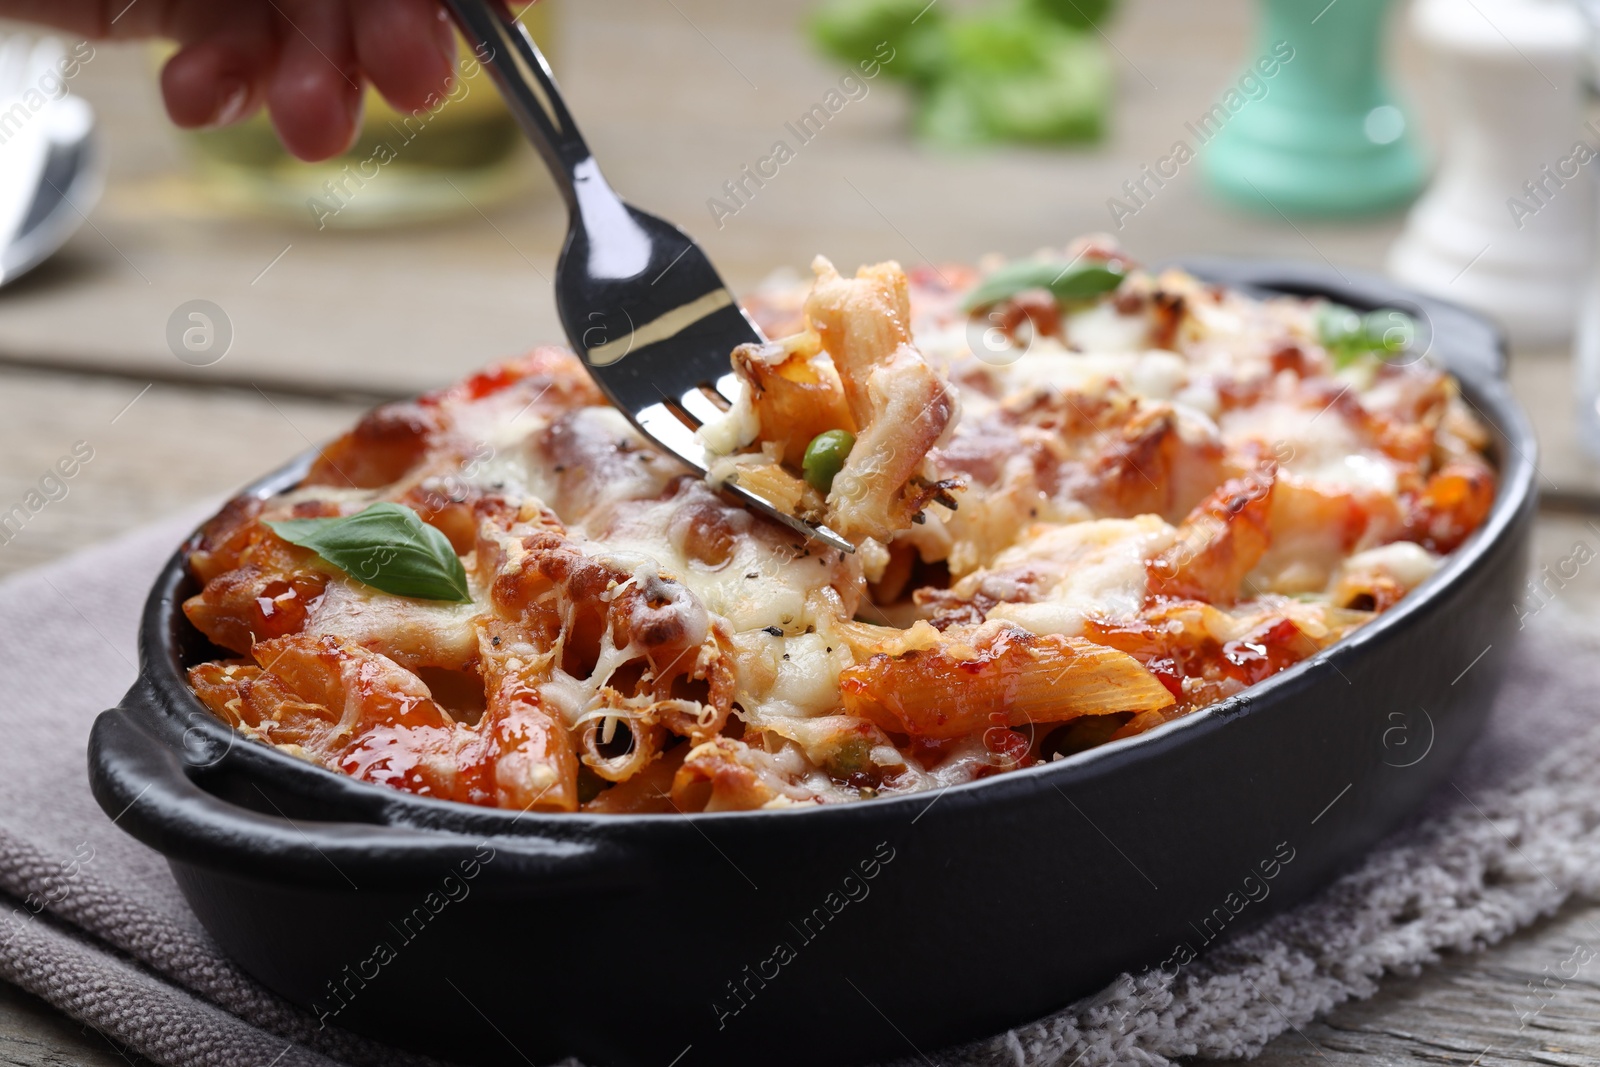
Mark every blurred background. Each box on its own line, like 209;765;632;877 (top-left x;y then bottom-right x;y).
0;0;1592;573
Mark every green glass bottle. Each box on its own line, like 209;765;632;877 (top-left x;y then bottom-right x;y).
1203;0;1425;216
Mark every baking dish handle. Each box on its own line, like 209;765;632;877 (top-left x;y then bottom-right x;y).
88;696;642;895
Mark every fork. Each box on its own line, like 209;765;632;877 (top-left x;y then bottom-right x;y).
441;0;853;554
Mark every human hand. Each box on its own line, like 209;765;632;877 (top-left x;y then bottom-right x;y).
2;0;458;161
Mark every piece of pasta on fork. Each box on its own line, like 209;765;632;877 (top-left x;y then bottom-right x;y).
701;257;963;548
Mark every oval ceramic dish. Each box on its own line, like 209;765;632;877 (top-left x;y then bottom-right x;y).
89;261;1535;1067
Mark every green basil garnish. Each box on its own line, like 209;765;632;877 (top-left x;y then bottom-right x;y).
961;259;1125;311
1317;303;1417;368
266;502;471;603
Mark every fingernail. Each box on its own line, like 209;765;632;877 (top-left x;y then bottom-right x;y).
209;81;249;128
342;90;365;153
433;7;458;61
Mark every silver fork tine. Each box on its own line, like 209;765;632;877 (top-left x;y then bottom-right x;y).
723;482;854;555
711;372;744;407
636;402;853;554
636;403;709;464
677;386;726;427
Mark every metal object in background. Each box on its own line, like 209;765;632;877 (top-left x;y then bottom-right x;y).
0;35;101;288
441;0;852;553
1388;0;1590;348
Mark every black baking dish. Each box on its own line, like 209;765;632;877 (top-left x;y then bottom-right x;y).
89;261;1535;1067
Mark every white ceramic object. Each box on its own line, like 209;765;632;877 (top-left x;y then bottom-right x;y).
1573;1;1600;457
1576;260;1600;456
1387;0;1590;348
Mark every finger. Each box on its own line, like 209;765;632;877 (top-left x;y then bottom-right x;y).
0;1;119;37
264;0;363;161
350;0;454;116
161;38;270;128
157;1;275;128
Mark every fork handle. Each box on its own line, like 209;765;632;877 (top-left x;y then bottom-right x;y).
441;0;589;211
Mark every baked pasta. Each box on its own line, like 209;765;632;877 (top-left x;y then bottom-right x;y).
182;239;1496;813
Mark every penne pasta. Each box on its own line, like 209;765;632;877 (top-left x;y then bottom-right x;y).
840;625;1174;740
179;246;1497;812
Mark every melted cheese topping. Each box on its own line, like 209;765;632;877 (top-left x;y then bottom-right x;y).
972;517;1178;638
180;252;1496;815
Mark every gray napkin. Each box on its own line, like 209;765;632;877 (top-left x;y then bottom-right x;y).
1;512;1597;1067
0;512;457;1067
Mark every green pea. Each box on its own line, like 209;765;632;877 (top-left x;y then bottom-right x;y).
803;430;856;493
826;736;873;776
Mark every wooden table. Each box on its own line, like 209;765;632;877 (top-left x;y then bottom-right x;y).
2;0;1599;1063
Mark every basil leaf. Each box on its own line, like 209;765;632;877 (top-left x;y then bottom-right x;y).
1050;263;1125;300
810;0;945;86
1317;303;1367;368
266;502;472;603
961;260;1124;311
1362;308;1417;354
1026;0;1116;30
1317;303;1418;369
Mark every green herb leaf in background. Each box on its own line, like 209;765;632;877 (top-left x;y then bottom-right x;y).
810;0;1117;148
266;502;472;603
809;0;946;86
1025;0;1116;30
961;259;1125;312
920;7;1110;146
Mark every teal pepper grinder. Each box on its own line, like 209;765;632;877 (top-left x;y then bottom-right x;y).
1203;0;1425;216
